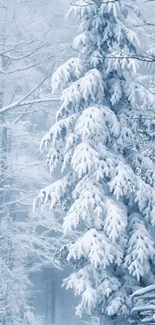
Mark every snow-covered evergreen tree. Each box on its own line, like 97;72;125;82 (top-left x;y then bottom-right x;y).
36;0;155;322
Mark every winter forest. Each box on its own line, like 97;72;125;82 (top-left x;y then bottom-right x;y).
1;0;155;324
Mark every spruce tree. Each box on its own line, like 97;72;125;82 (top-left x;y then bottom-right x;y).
36;0;155;322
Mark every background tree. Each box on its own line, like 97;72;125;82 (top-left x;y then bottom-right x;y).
0;0;75;323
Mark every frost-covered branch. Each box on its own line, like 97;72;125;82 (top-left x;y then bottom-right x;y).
0;97;59;113
0;43;48;61
0;53;55;74
0;72;59;113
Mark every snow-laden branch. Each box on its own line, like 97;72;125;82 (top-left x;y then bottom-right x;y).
141;316;155;323
132;305;155;312
131;285;155;324
131;285;155;298
70;0;121;7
